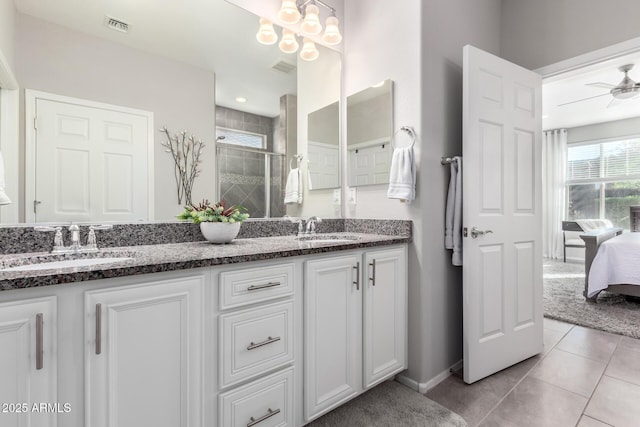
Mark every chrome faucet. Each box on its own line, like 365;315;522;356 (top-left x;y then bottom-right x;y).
68;224;81;252
305;216;323;234
34;224;113;253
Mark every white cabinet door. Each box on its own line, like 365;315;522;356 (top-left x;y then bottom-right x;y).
304;254;362;421
85;276;203;427
0;297;57;427
363;247;407;388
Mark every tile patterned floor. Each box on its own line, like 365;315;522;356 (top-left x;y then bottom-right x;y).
426;318;640;427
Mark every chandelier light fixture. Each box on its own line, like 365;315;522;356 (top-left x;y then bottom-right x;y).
256;0;342;61
256;18;278;45
277;0;301;24
279;28;300;54
299;38;320;61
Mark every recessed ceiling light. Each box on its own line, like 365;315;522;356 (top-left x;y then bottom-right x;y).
236;97;247;103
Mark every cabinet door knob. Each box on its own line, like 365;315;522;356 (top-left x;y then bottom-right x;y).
36;313;44;370
353;262;360;290
95;303;102;355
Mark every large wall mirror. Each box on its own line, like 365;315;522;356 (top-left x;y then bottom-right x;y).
307;102;339;190
2;0;342;224
347;79;393;187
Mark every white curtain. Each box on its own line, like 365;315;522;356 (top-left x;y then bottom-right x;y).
542;129;567;259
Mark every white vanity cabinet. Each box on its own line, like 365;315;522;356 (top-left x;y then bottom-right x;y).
304;245;407;422
216;261;302;427
84;275;204;427
0;297;57;427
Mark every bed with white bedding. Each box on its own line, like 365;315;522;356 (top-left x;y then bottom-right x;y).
581;228;640;301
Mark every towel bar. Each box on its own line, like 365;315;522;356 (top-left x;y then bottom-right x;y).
441;157;458;165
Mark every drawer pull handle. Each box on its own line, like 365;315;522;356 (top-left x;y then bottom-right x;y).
247;281;281;291
247;408;280;427
369;259;376;286
96;303;102;355
36;313;44;370
353;262;360;290
247;336;281;351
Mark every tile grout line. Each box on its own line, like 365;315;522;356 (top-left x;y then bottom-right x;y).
473;324;573;427
573;334;623;427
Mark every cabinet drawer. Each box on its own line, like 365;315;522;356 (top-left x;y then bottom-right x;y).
220;301;294;388
220;263;295;310
219;368;294;427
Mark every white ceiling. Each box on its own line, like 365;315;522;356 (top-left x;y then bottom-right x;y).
13;0;298;117
543;51;640;130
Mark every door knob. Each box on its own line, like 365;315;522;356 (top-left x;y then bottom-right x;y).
471;227;493;239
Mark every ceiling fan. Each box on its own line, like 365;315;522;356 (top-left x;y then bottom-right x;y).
558;64;640;107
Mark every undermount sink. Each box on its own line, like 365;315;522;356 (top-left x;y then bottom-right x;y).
0;251;136;272
295;234;359;244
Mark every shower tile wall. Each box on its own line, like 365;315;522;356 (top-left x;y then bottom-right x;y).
216;106;286;218
216;106;275;150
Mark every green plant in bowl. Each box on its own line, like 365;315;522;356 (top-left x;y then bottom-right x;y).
177;200;249;243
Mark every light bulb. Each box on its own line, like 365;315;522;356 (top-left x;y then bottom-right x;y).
279;28;299;54
277;0;301;24
322;16;342;45
256;18;277;45
300;4;322;36
300;38;319;61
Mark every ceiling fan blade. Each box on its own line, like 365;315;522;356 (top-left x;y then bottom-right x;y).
557;92;610;107
586;82;616;89
606;97;624;108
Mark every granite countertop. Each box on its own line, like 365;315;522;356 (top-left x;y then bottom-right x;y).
0;232;410;290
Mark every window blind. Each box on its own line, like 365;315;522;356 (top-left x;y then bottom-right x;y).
567;138;640;181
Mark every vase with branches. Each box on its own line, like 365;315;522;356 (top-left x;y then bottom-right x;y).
160;127;205;205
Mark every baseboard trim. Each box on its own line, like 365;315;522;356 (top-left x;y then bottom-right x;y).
396;359;463;394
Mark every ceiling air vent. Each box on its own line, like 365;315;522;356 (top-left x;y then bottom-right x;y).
105;16;129;33
272;60;297;74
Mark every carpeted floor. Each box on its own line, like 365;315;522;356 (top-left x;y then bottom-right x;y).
307;380;468;427
544;258;640;339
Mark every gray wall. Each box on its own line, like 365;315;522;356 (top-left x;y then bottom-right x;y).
501;0;640;70
0;0;15;71
308;102;339;145
344;0;501;388
568;116;640;144
347;93;391;145
418;0;501;386
15;13;216;220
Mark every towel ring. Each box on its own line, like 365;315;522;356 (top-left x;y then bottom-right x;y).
392;126;416;149
289;155;303;170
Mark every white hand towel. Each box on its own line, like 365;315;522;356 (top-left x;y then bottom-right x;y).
0;152;11;206
387;146;415;203
284;168;302;204
445;157;462;266
445;160;457;249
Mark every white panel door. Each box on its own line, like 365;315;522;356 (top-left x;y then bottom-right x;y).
347;143;392;186
33;97;150;222
304;254;361;421
0;297;57;427
85;277;203;427
307;141;339;190
363;247;407;389
462;45;543;384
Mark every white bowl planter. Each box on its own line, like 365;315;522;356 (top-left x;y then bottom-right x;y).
199;222;241;244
